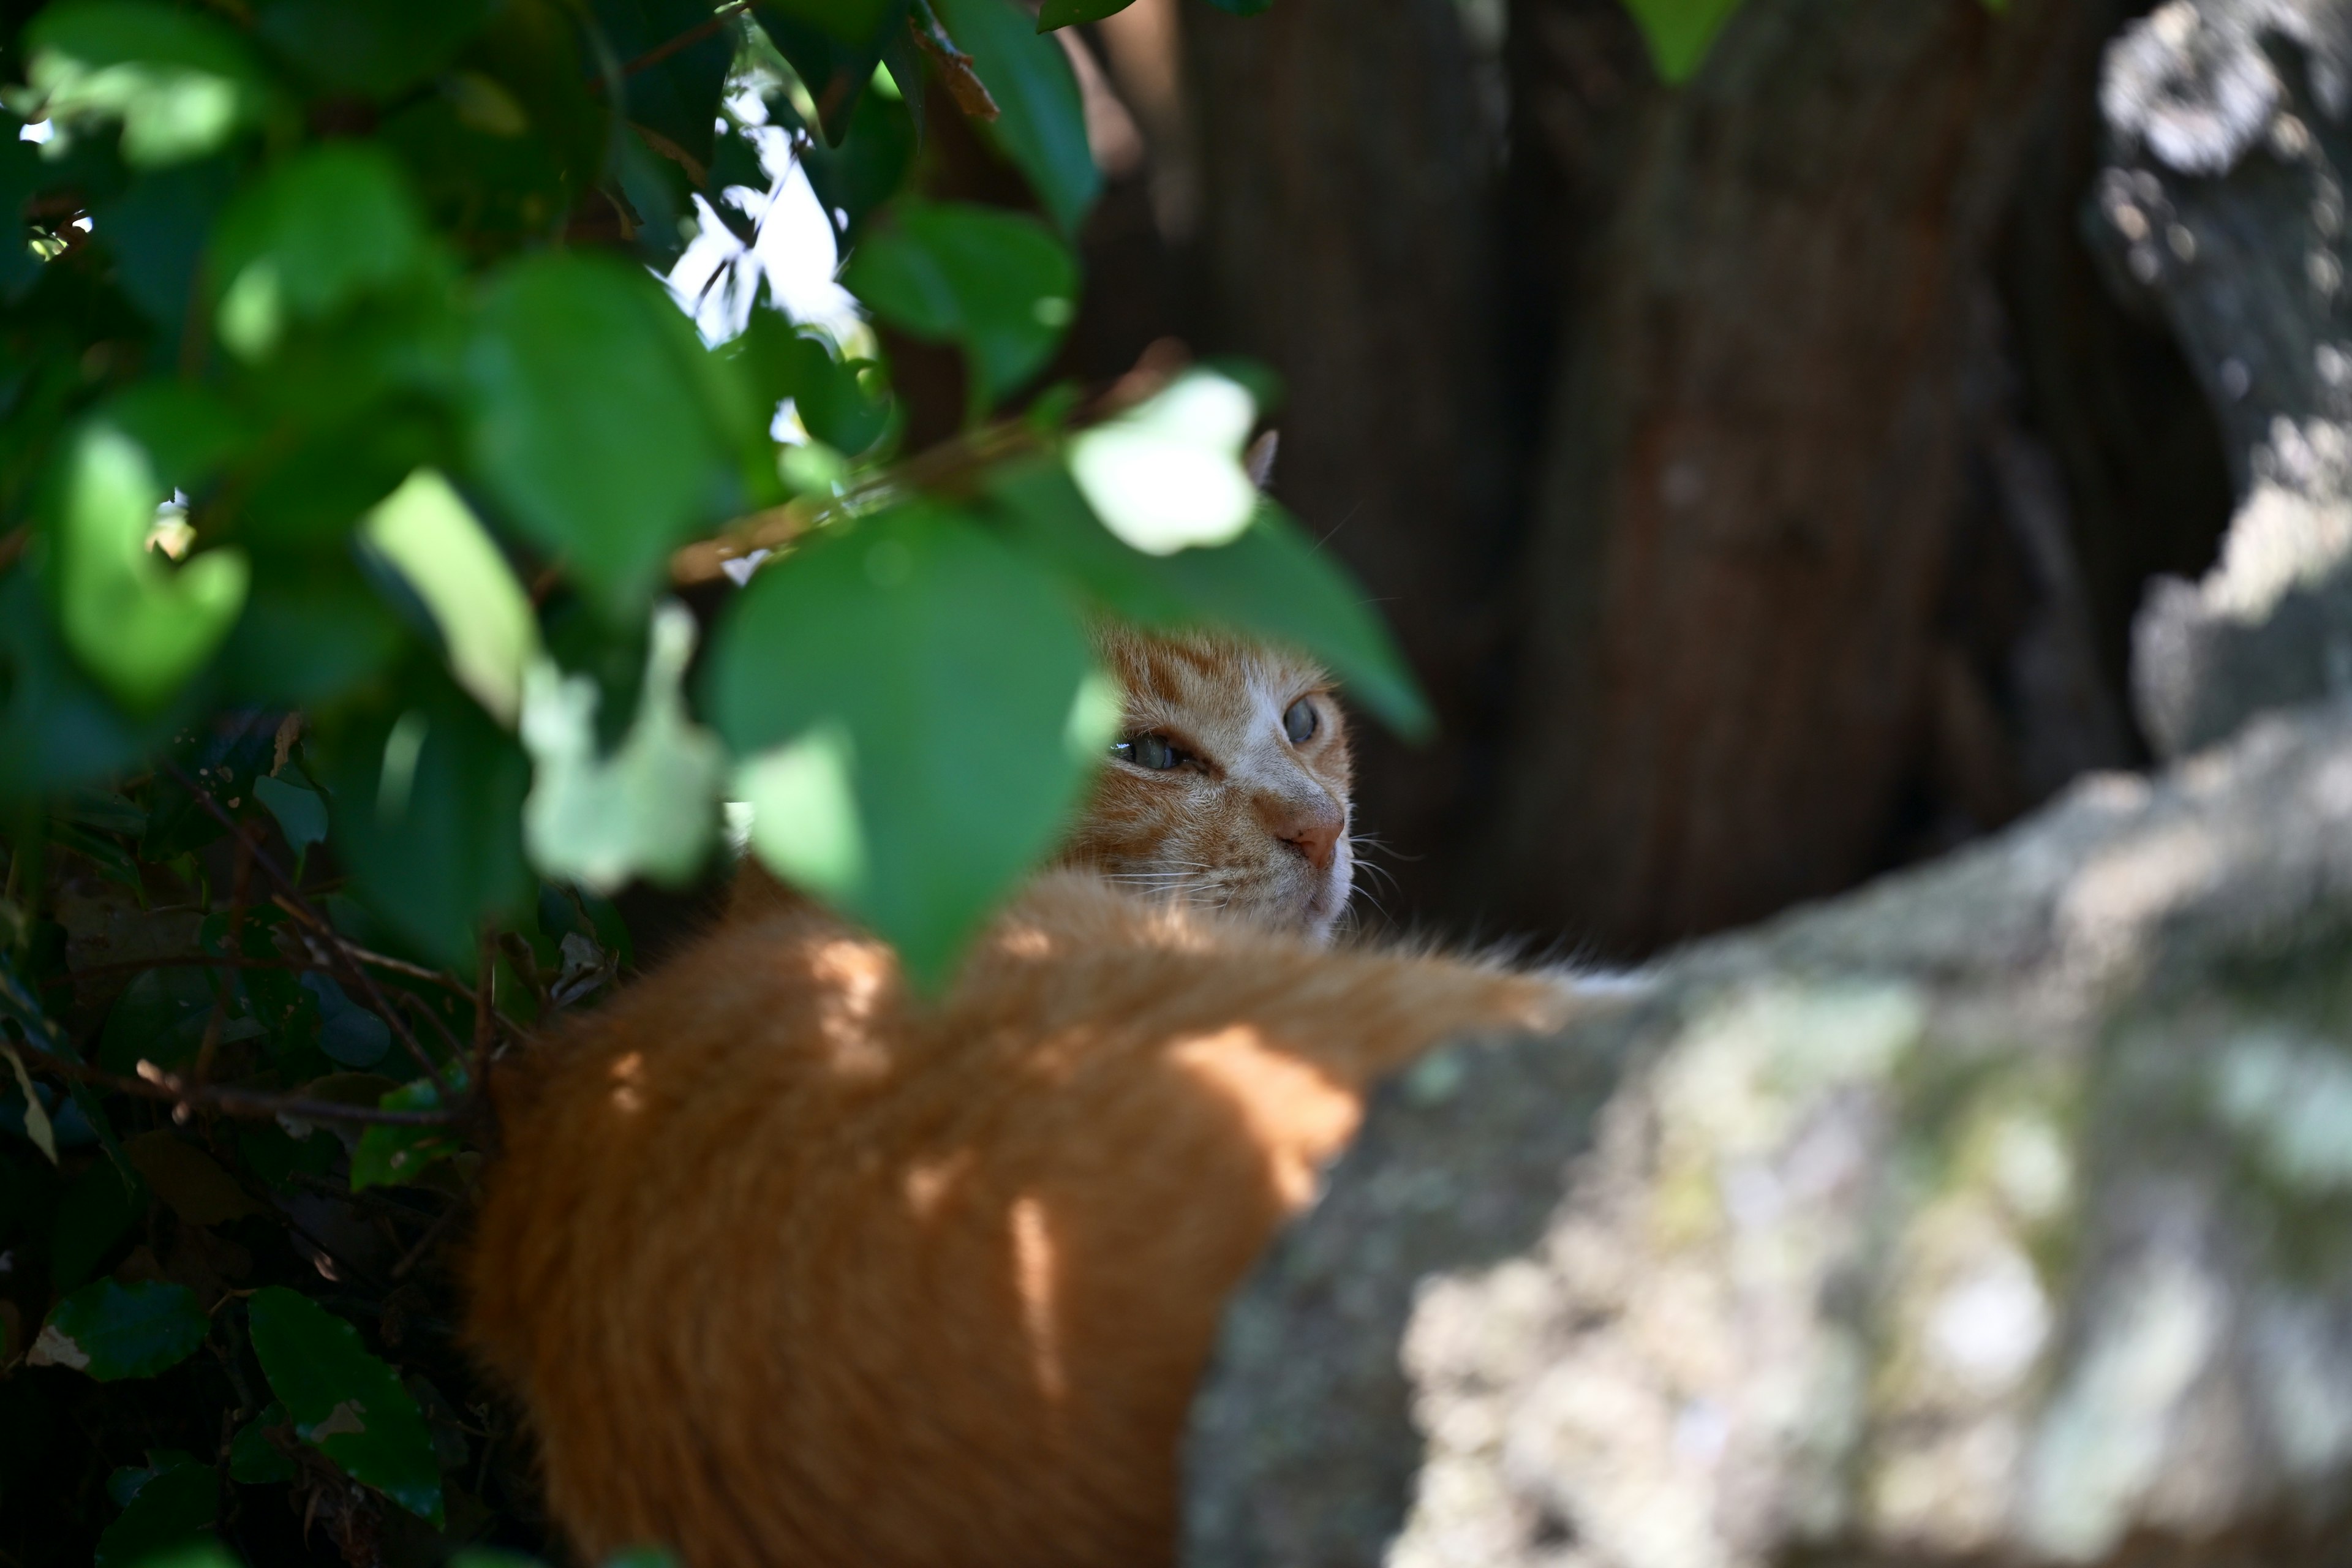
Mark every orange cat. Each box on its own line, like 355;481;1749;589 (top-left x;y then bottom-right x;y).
464;630;1571;1568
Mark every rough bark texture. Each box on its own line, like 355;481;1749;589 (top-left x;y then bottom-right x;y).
1185;692;2352;1568
1182;0;1509;921
2092;0;2352;755
1461;0;2122;956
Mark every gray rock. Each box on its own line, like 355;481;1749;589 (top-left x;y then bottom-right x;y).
1185;696;2352;1568
2092;0;2352;754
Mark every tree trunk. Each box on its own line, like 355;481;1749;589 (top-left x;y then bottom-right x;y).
1183;0;1509;922
1457;0;2125;956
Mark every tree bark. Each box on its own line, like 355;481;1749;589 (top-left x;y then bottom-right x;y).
1461;0;2123;957
1183;0;1508;922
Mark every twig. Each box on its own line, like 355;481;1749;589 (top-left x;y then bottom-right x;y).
911;0;1000;121
12;1044;466;1128
164;766;457;1102
589;1;753;91
391;1200;466;1281
671;419;1039;585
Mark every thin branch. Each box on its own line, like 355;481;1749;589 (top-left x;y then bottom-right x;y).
589;1;753;91
391;1199;466;1281
13;1044;467;1128
911;0;1000;121
164;766;458;1102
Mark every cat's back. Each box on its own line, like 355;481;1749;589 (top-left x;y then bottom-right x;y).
466;873;1560;1568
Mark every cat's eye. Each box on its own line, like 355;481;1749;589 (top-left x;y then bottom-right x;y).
1114;733;1188;771
1283;697;1319;745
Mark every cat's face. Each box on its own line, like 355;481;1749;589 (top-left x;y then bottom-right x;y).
1060;628;1355;942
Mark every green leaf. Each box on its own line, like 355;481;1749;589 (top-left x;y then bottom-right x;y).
246;1286;445;1526
929;0;1099;232
0;573;201;801
800;82;917;244
253;775;327;863
209;143;439;363
986;462;1430;737
1068;369;1261;554
24;1;286;166
466;253;748;619
119;1547;241;1568
358;470;540;725
49;1158;148;1289
1621;0;1744;81
228;1403;298;1485
300;974;393;1070
217;552;407;707
843;202;1076;409
707;506;1102;986
322;676;534;973
96;1452;217;1568
522;601;723;892
92;158;240;343
725;313;893;457
350;1074;467;1192
1037;0;1136;28
254;0;499;98
44;423;250;713
97;966;217;1076
755;2;907;145
28;1280;208;1380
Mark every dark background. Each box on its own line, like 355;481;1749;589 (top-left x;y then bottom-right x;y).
956;0;2233;961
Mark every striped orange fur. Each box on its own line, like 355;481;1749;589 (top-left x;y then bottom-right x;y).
463;631;1569;1567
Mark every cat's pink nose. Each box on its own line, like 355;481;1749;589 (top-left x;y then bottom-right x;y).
1267;800;1344;870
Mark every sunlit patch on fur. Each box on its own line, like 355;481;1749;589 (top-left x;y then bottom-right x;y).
1011;1195;1066;1404
903;1151;972;1219
811;938;894;1072
608;1051;646;1114
1169;1025;1360;1207
997;925;1058;960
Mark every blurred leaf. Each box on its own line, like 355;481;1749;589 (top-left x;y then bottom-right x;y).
217;552;408;707
707;505;1101;986
359;470;540;725
123;1131;264;1226
253;774;326;864
928;0;1098;233
227;1403;298;1484
1037;0;1136;26
209;144;439;363
98;967;216;1076
322;676;533;973
1068;369;1260;554
28;1280;207;1380
0;572;200;801
843;202;1075;409
246;1286;445;1526
0;1045;58;1163
24;1;287;166
755;2;907;145
120;1547;241;1568
91;158;239;342
44;423;249;713
592;0;734;171
235;1121;337;1190
254;0;499;97
51;1156;148;1291
298;973;393;1069
801;83;917;243
350;1073;466;1192
1622;0;1744;81
986;461;1430;737
466;253;748;619
95;1452;216;1568
522;601;723;892
725;312;892;457
767;0;897;43
611;126;696;270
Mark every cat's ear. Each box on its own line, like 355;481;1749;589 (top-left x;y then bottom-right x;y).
1244;429;1280;492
